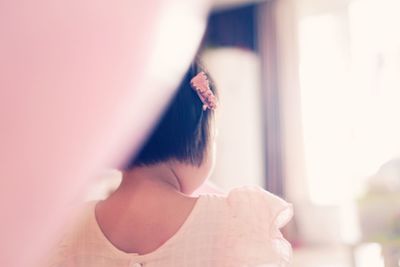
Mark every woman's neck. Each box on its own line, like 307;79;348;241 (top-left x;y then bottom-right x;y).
115;163;182;196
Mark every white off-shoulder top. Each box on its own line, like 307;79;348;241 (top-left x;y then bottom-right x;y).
45;186;293;267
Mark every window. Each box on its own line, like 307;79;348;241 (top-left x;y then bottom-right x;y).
299;0;400;205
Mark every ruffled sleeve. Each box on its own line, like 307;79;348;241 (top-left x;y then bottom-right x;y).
225;186;293;267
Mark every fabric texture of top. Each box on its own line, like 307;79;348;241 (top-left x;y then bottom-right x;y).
45;186;293;267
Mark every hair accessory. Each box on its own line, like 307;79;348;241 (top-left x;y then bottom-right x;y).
190;71;217;111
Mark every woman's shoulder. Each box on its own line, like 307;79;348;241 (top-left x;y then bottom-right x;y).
55;201;99;246
198;186;293;266
227;186;293;225
41;201;99;266
202;185;292;226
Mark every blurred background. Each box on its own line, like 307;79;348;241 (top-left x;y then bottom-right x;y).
88;0;400;266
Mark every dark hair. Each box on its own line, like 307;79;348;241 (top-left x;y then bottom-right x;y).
123;61;217;169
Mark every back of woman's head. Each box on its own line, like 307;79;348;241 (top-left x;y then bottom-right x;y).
124;61;217;169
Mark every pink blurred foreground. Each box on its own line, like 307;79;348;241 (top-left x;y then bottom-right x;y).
0;1;210;266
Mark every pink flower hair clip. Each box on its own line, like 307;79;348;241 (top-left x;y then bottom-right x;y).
190;71;217;111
